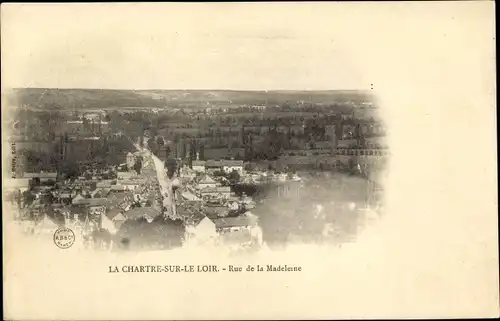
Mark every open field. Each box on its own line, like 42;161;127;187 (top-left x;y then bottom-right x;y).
8;88;378;110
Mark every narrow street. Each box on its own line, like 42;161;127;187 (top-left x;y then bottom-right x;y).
129;138;174;216
150;153;175;216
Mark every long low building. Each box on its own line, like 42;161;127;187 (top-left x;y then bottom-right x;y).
192;160;206;173
117;171;137;179
205;160;244;174
200;186;231;199
193;159;244;174
22;172;58;183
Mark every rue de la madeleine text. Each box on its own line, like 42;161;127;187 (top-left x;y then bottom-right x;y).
108;264;302;273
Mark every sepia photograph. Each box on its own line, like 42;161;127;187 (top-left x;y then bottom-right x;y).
2;2;498;320
4;87;386;252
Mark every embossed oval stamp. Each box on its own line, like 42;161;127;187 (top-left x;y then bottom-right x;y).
53;227;75;249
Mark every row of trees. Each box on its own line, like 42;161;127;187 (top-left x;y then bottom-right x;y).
146;136;170;156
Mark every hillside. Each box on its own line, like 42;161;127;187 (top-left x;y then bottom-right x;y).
10;88;377;110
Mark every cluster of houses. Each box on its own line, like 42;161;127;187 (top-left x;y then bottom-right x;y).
183;211;262;249
170;158;264;249
8;150;272;250
9;150;163;243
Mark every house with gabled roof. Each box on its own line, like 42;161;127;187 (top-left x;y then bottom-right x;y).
113;212;127;226
105;207;127;229
71;193;86;204
101;211;118;234
197;174;218;190
185;214;217;246
214;212;262;247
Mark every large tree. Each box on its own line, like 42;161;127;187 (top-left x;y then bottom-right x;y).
148;137;158;154
165;158;177;179
59;159;79;180
156;136;165;147
133;156;143;174
22;190;36;206
228;170;241;185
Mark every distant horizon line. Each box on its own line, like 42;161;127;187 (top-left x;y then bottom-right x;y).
11;87;373;93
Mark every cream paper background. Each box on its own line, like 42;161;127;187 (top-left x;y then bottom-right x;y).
2;2;498;319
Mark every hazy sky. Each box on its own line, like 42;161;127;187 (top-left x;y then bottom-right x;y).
2;3;371;90
1;3;493;91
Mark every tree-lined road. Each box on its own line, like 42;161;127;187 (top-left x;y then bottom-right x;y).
150;153;175;216
129;137;174;217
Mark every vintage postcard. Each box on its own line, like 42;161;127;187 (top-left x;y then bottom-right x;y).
2;2;498;320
